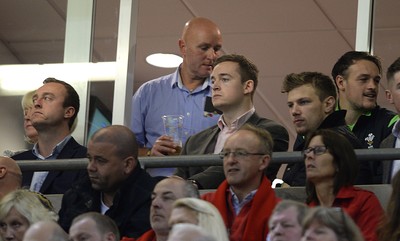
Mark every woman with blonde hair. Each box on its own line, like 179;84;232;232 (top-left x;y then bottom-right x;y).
21;90;38;144
302;206;364;241
169;198;229;241
0;189;58;241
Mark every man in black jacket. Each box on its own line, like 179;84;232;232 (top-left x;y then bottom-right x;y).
58;125;159;238
12;78;86;194
281;72;369;186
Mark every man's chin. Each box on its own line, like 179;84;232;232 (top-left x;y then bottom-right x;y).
90;183;103;191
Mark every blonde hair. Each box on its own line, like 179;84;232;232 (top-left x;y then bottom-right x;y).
0;189;58;225
173;198;229;241
21;90;35;110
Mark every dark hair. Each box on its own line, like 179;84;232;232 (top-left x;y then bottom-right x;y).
72;212;120;241
331;51;382;84
377;171;400;241
281;72;337;102
43;78;80;130
387;57;400;85
239;123;273;156
91;125;139;160
304;129;358;204
213;54;259;98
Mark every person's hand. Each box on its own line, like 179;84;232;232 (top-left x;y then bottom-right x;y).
150;135;179;156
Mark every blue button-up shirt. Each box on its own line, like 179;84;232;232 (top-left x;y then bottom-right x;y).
131;67;220;148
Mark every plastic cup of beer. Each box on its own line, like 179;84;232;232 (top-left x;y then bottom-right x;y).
162;115;184;155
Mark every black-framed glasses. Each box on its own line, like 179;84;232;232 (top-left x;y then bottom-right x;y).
219;151;266;159
302;145;328;157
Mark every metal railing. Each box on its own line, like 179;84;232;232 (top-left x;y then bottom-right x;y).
15;148;400;171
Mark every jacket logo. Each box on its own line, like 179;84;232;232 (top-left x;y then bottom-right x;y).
365;133;375;149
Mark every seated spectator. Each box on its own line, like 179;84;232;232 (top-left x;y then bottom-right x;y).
304;129;382;241
281;71;365;186
121;176;200;241
23;220;68;241
12;78;87;194
3;90;37;157
268;200;309;241
202;123;280;241
169;198;229;241
58;125;158;238
0;156;22;199
176;54;288;188
302;207;364;241
0;189;58;241
21;90;39;144
377;171;400;241
69;212;120;241
167;223;216;241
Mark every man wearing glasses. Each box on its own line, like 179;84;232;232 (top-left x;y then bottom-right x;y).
202;123;279;241
175;54;289;189
281;72;368;186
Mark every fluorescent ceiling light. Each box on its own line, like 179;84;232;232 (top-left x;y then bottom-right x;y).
146;53;182;68
0;62;116;95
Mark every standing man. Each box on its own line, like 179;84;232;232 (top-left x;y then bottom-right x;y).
175;54;288;189
202;123;280;241
380;57;400;183
58;125;158;238
12;78;86;194
332;51;398;183
131;17;222;176
281;72;365;186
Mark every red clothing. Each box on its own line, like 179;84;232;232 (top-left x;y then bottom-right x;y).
202;176;279;241
309;186;383;241
120;230;156;241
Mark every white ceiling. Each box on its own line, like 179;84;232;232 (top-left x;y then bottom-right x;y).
1;0;399;147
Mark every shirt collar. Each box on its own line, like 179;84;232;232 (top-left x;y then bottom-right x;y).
392;119;400;138
217;107;255;131
229;186;257;214
33;135;72;159
173;65;211;92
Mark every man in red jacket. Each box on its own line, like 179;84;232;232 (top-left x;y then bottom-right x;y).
202;123;280;241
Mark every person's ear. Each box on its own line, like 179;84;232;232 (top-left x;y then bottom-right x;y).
323;96;336;113
104;232;117;241
386;89;394;104
64;106;75;119
335;75;345;91
259;155;271;171
243;79;254;95
123;156;137;174
178;39;186;56
0;167;7;179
